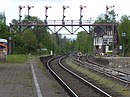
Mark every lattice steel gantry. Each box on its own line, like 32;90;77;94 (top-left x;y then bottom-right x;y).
9;5;117;34
9;5;119;55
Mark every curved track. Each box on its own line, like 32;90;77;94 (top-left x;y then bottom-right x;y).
46;55;112;97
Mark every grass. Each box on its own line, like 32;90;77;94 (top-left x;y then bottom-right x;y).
51;82;59;88
66;58;130;96
6;54;28;63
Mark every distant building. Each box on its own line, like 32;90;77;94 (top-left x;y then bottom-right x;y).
94;25;118;55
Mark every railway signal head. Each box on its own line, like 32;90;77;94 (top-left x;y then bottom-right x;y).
45;5;52;9
19;5;26;9
28;5;34;10
63;5;69;9
80;5;86;9
106;5;114;10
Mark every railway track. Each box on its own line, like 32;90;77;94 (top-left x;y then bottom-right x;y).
79;55;130;83
71;53;130;83
70;53;130;97
46;55;112;97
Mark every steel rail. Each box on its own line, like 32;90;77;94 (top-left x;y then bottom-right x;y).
46;56;78;97
72;54;130;84
47;56;112;97
59;55;112;97
85;56;130;83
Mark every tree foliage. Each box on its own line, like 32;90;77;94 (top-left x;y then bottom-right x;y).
22;29;37;53
0;22;10;39
11;15;73;54
118;15;130;56
96;10;116;24
76;31;93;54
0;12;11;40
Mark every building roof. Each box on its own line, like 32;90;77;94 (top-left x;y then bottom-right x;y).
94;26;113;37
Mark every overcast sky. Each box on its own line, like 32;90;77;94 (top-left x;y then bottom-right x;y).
0;0;130;38
1;0;130;24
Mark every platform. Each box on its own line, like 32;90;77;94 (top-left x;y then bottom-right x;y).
0;56;68;97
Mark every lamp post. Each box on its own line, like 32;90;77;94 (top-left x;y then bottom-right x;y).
8;37;12;55
94;33;97;55
122;32;126;57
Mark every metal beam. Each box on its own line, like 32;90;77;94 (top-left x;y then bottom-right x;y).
10;23;117;26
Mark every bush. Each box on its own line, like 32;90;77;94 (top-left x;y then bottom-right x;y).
7;54;27;63
105;52;113;55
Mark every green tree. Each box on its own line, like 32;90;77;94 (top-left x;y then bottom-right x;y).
11;15;52;54
22;29;37;53
13;33;25;54
11;15;75;55
96;9;116;23
118;15;130;56
0;12;11;41
0;22;10;39
13;29;37;54
76;31;93;54
0;12;10;39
